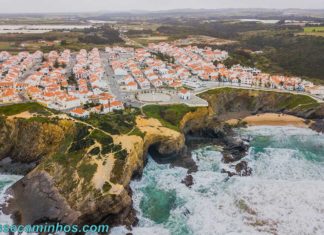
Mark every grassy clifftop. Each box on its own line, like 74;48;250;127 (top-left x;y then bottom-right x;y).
142;104;198;131
1;102;186;227
199;88;322;120
0;103;53;116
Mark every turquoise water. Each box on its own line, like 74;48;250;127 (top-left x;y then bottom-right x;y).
1;126;324;235
112;126;324;235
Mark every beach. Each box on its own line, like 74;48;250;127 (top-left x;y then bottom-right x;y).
227;113;309;127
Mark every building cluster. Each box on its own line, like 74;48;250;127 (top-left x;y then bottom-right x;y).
107;42;322;94
148;43;323;95
107;43;229;91
0;50;43;102
0;48;123;118
107;45;204;91
0;42;323;116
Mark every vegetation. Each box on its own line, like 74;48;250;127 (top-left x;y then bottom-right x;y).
78;25;124;45
239;31;324;83
85;108;140;135
0;24;124;53
151;51;175;63
128;127;145;139
90;129;116;154
156;19;324;84
143;104;197;130
304;26;324;34
0;103;52;116
110;157;126;184
102;181;112;193
89;147;100;155
201;87;319;111
77;162;98;182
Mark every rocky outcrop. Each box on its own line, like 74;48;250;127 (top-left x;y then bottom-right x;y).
3;170;80;225
0;118;68;163
198;88;324;133
181;175;194;188
1;89;323;230
1;116;186;229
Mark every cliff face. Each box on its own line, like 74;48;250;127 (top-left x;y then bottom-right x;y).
2;89;323;229
198;88;324;132
0;118;68;163
2;115;185;228
199;88;324;120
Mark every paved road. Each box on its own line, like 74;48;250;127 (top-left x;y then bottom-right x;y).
100;51;143;107
18;60;42;82
98;51;324;108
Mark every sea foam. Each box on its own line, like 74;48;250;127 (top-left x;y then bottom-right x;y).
123;126;324;235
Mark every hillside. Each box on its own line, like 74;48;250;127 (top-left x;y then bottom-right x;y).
1;88;324;229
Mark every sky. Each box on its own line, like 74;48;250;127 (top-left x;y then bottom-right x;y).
0;0;323;13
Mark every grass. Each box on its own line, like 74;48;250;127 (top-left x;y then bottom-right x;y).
304;27;324;33
110;158;126;184
84;109;140;135
299;32;324;37
200;87;319;111
90;129;113;145
143;104;197;131
282;94;318;110
77;162;98;182
0;103;51;116
128;127;146;139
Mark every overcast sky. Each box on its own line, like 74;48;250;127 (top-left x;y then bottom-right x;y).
0;0;323;13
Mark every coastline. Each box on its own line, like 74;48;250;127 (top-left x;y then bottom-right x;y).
227;113;310;128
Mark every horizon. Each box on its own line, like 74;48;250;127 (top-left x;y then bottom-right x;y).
0;0;324;14
0;8;324;15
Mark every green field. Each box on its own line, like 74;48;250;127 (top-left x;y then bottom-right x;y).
304;26;324;32
301;27;324;37
0;103;52;116
143;104;197;131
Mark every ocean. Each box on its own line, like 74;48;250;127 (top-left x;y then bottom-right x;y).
0;175;22;226
112;126;324;235
1;126;324;235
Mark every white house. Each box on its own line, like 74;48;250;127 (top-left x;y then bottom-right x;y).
179;89;191;100
126;81;138;91
70;108;89;118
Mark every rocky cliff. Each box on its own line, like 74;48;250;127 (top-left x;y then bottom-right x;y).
197;88;324;132
0;117;68;163
1;88;323;230
1;115;185;229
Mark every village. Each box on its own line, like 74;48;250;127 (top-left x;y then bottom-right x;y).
1;42;324;119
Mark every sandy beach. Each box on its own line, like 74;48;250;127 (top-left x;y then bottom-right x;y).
227;113;310;128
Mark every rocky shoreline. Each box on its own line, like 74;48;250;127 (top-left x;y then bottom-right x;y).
1;88;324;233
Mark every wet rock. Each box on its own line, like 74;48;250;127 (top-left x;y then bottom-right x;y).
183;208;191;217
235;161;252;176
310;119;324;133
222;153;242;164
0;157;36;175
221;169;237;177
222;138;249;163
181;175;194;188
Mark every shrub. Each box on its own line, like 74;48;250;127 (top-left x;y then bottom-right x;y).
77;163;98;182
89;147;100;155
103;181;112;193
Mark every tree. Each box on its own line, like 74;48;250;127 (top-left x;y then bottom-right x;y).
54;60;59;69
